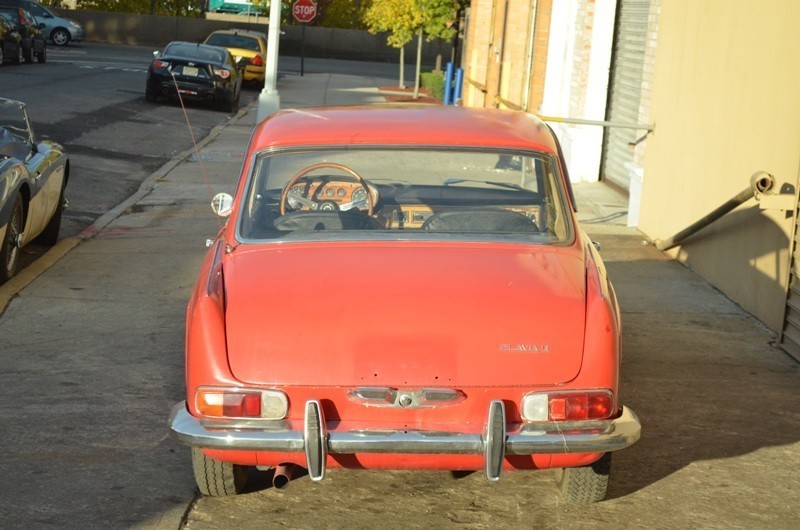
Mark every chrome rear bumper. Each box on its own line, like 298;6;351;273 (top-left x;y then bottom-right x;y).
169;400;641;482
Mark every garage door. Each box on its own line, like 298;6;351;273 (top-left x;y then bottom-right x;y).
600;0;651;190
779;210;800;362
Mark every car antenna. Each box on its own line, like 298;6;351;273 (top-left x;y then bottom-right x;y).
169;73;225;232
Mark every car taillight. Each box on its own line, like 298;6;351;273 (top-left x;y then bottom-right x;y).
212;67;230;79
195;388;288;419
521;390;613;421
152;60;168;69
251;55;264;66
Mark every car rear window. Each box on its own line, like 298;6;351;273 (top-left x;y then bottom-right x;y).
205;33;261;52
237;147;573;245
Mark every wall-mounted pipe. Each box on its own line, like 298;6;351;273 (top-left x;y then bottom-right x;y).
654;171;776;251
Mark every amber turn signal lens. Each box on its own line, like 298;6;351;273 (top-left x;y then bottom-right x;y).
196;390;262;418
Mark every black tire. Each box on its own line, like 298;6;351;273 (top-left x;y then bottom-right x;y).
556;452;612;504
23;45;33;64
145;87;158;103
14;45;23;65
36;187;64;246
0;45;4;64
0;194;24;284
37;45;46;64
191;447;248;497
51;28;70;47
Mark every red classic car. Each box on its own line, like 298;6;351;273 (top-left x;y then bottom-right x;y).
169;105;641;503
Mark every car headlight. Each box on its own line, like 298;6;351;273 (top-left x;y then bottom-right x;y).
521;390;613;421
195;387;288;419
69;20;81;28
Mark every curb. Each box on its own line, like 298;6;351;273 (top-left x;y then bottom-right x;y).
0;103;253;315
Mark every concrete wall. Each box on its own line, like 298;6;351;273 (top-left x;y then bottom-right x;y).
62;10;451;64
638;0;800;331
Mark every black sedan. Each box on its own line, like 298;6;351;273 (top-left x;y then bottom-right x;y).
145;42;242;112
0;16;23;64
0;6;45;63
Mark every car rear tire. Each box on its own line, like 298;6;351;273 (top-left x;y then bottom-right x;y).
51;28;70;47
555;452;611;504
0;194;24;284
23;45;33;64
145;88;158;103
191;447;248;496
36;46;46;64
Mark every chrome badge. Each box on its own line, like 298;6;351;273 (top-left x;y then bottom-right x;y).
499;344;551;352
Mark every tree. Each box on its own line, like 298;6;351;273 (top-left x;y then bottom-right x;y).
364;0;460;98
76;0;202;17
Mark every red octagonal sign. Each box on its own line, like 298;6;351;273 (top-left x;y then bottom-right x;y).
293;0;317;23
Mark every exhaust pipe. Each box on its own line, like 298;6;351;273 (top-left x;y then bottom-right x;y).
272;463;296;489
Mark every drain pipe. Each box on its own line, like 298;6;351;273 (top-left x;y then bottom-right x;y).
655;171;776;251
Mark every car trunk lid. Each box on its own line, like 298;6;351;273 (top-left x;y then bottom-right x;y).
224;242;586;387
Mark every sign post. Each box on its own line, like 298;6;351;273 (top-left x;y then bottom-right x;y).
257;0;282;123
292;0;317;77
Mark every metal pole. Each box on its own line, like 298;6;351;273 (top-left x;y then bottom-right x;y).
300;23;306;77
443;62;454;105
654;172;775;251
538;115;654;131
257;0;282;123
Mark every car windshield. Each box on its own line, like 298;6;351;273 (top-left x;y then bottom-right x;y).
0;99;31;141
0;98;33;160
238;147;573;244
206;33;261;51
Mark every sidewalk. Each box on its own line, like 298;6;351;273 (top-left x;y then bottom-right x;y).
0;73;798;529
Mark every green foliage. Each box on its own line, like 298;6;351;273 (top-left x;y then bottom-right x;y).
363;0;460;48
421;70;445;101
318;0;371;30
76;0;203;17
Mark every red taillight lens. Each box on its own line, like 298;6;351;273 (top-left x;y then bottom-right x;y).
549;392;613;421
197;390;262;418
213;68;231;79
251;55;264;67
152;60;168;69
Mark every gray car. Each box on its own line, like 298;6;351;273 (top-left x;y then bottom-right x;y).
0;98;69;283
0;0;83;46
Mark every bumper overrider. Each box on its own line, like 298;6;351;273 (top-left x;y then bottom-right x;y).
169;400;641;482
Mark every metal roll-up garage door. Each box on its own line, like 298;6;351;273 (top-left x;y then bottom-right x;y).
780;208;800;362
601;0;651;190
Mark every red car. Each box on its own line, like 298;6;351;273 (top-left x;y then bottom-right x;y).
169;105;641;503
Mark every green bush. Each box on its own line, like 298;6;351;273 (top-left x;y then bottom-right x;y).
421;71;445;101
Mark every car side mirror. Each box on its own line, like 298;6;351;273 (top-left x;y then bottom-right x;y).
38;22;45;30
152;50;161;58
211;193;234;217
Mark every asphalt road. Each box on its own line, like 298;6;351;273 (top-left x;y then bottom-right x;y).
3;43;256;272
2;42;404;276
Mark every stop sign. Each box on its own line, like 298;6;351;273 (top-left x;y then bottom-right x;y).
293;0;317;23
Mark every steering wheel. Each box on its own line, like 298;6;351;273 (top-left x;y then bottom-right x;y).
280;162;375;216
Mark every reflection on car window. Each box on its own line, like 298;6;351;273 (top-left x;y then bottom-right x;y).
238;147;572;244
166;43;226;64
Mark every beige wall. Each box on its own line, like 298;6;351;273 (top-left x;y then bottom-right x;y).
639;0;800;330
